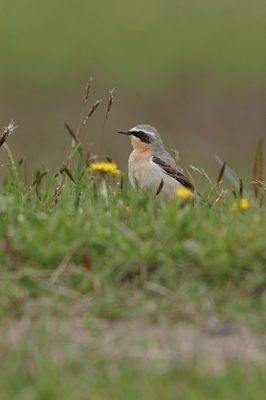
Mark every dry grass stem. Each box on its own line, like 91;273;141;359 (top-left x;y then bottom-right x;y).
190;165;213;185
84;77;93;104
216;162;227;185
63;120;80;146
212;189;228;207
18;157;24;167
83;99;102;126
30;169;49;188
33;278;83;302
239;176;244;198
172;149;180;167
251;180;266;192
0;121;18;148
49;240;86;284
60;163;76;183
105;88;115;120
53;184;64;200
146;282;175;299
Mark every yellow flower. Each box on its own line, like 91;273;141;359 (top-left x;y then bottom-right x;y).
175;187;192;200
88;161;120;175
240;198;250;209
230;198;251;211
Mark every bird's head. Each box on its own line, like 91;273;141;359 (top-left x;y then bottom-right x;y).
118;124;164;152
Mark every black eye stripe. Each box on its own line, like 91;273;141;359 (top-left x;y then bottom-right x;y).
131;131;151;143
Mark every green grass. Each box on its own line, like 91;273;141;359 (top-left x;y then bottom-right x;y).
1;110;266;398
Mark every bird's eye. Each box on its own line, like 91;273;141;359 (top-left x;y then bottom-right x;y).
138;131;144;135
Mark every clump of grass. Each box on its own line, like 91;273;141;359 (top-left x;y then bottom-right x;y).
1;78;266;287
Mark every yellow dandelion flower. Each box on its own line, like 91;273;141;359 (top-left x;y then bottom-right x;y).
175;187;192;200
88;161;120;175
230;198;251;211
240;198;250;209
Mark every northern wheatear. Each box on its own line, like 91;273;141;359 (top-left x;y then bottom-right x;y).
118;124;194;200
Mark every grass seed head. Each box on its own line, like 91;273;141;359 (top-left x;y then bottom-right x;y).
63;120;80;146
0;120;18;148
84;77;92;104
83;99;102;126
105;88;115;120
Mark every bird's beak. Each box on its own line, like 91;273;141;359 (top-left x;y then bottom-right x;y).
118;130;131;135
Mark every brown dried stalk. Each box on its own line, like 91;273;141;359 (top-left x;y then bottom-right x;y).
18;157;24;167
30;169;49;188
190;165;213;185
105;88;115;120
76;77;93;137
60;164;76;183
212;189;228;207
84;77;92;104
83;99;102;126
63;120;80;146
216;161;227;186
239;175;244;198
54;184;64;201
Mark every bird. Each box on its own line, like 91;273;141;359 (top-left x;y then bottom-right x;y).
118;124;194;200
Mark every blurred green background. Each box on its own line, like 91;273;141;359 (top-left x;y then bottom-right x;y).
1;0;266;181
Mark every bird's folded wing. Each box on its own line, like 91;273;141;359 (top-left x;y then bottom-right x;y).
152;155;194;191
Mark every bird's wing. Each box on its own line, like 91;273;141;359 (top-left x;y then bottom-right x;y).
152;155;194;191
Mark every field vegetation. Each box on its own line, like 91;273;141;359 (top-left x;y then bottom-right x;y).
1;82;266;398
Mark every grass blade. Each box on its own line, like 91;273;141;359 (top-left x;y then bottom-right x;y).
216;155;254;200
